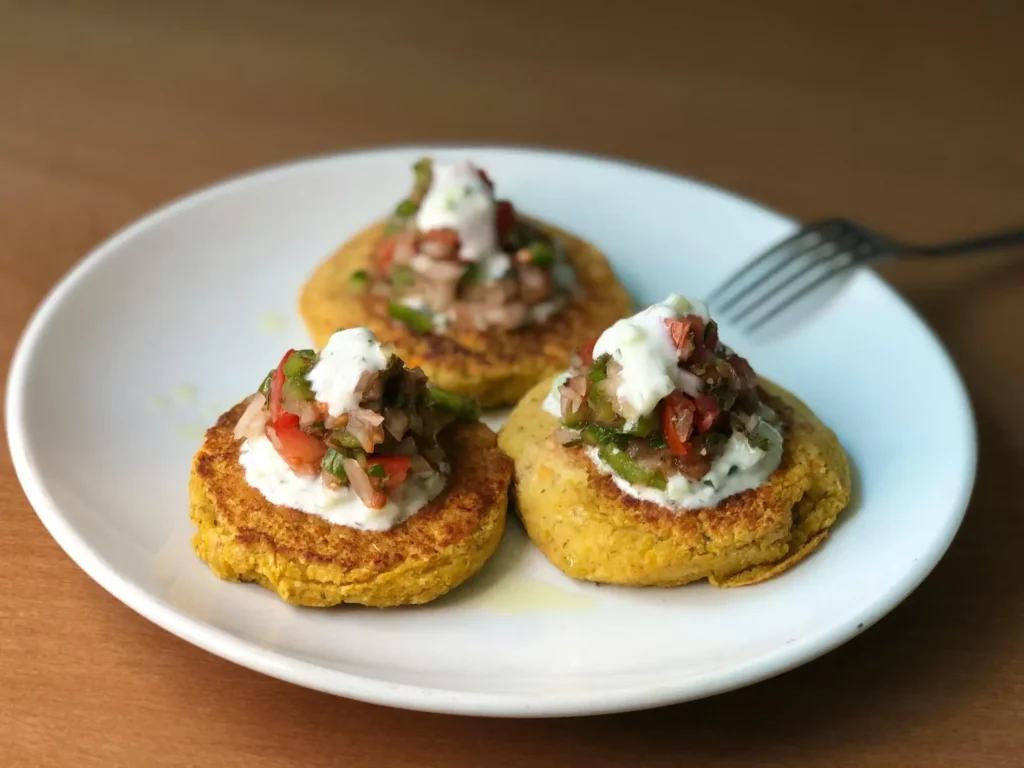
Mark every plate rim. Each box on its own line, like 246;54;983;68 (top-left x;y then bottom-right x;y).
4;143;978;717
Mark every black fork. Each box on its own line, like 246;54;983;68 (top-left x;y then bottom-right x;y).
707;219;1024;330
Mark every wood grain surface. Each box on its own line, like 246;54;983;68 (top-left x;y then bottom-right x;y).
1;1;1022;766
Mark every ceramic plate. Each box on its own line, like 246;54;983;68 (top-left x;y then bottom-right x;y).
5;147;975;717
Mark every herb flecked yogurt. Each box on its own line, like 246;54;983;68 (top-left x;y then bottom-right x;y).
544;295;784;511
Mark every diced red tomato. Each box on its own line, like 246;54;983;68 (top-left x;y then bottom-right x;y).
366;455;412;492
662;392;697;456
477;168;495;190
577;337;598;366
376;235;401;276
269;349;294;421
495;200;515;239
267;412;327;472
663;315;705;360
692;394;721;432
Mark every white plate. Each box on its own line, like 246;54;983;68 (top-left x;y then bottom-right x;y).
6;146;975;717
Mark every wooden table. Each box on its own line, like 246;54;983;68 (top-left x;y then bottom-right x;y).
2;2;1021;766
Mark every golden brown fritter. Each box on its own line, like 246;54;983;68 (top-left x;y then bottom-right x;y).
189;402;512;607
498;377;851;588
298;218;632;408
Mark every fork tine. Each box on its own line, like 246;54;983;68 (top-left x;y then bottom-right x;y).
740;251;864;332
724;226;861;324
707;219;841;311
718;229;848;320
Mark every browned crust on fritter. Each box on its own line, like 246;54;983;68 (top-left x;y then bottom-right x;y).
189;402;512;606
498;377;851;587
298;217;632;407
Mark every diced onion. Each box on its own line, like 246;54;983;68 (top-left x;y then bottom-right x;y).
559;384;583;415
233;394;268;440
298;401;320;427
384;407;409;440
674;367;704;397
342;458;386;509
351;407;385;426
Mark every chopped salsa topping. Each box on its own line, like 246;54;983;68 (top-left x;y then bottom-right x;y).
234;336;480;510
352;158;575;334
553;297;781;490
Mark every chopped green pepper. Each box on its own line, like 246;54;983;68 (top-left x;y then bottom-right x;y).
561;406;588;429
387;302;434;334
427;385;481;420
588;354;610;384
580;423;624;448
348;269;370;294
280;350;315;400
328;428;363;450
395;198;418;217
257;370;273;398
598;443;667;490
366;462;386;478
391;264;416;290
586;385;618;425
527;241;556;268
283;350;315;379
412;157;433;200
321;449;348;481
622;410;658;438
282;377;314;401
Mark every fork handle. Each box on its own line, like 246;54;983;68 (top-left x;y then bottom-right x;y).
906;228;1024;257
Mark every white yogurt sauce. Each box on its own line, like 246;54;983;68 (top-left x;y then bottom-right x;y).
239;435;446;530
542;372;570;417
416;161;508;278
307;327;389;417
592;294;710;421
